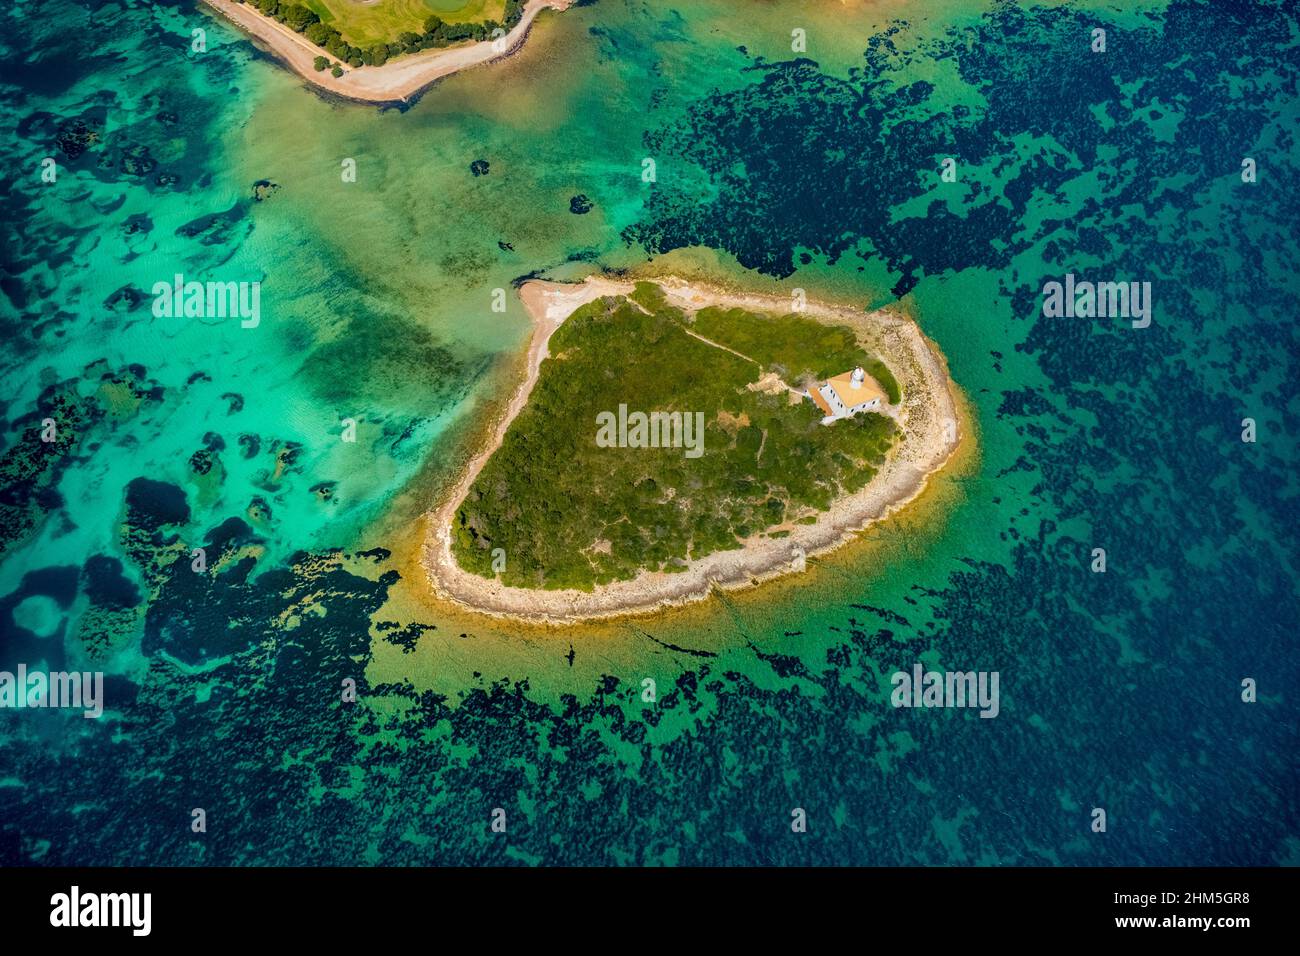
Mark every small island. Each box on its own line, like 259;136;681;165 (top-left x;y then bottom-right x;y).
422;277;964;622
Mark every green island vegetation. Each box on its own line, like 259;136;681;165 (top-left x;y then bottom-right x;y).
452;283;900;591
690;306;902;404
238;0;525;70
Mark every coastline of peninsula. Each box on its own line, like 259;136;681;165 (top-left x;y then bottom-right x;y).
201;0;571;104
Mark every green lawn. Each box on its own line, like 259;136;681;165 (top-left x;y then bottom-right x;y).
452;284;899;591
302;0;505;46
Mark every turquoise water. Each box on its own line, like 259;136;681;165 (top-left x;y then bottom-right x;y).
0;0;1296;864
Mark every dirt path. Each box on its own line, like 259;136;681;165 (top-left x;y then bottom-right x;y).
681;327;761;366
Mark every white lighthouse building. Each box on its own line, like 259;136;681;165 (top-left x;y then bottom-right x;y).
809;366;887;424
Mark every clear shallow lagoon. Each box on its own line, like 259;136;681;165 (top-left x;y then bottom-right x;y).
0;0;1296;864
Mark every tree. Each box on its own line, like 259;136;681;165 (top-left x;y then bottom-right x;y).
313;55;328;72
278;4;319;33
304;22;332;46
330;64;343;78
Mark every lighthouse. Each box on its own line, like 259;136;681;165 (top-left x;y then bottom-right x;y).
810;365;887;423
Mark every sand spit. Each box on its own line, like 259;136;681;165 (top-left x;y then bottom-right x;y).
421;275;965;623
202;0;571;105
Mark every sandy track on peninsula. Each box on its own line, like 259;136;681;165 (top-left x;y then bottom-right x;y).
201;0;571;104
420;276;965;624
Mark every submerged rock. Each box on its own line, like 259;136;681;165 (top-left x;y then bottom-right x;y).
103;285;147;312
56;119;100;159
238;433;260;458
252;179;280;202
119;144;156;176
122;214;152;236
569;194;594;214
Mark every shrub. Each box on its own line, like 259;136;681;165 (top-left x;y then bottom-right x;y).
279;4;319;32
304;22;331;45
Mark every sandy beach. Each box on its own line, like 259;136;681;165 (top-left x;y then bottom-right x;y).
420;275;965;624
201;0;571;104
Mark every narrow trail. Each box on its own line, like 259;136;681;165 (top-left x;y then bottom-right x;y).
681;328;762;366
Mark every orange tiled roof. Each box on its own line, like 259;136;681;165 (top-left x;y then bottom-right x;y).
826;370;886;408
